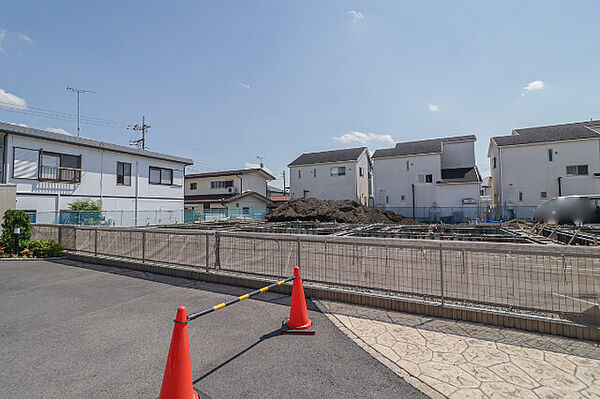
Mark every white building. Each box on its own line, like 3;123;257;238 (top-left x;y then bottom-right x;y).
184;168;275;217
288;147;373;205
372;135;481;222
489;121;600;217
0;122;193;225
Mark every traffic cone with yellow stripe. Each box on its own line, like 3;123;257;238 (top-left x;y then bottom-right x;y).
282;267;315;334
159;306;199;399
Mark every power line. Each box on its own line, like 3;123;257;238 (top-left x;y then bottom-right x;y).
0;99;129;128
129;116;150;150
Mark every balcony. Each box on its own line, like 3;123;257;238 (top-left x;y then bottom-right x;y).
39;165;81;183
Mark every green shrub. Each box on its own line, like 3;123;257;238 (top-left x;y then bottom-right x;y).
68;199;102;211
1;210;32;248
28;240;65;258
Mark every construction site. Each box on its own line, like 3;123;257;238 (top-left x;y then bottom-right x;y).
170;198;600;246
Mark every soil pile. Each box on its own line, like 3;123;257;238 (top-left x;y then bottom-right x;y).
265;198;419;224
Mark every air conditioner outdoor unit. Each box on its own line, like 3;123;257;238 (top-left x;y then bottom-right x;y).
228;187;238;194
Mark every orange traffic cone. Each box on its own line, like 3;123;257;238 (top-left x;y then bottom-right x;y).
282;267;315;334
159;306;199;399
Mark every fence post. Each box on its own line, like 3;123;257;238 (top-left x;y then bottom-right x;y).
141;231;146;263
215;232;220;270
439;244;444;306
74;227;77;252
205;234;209;273
296;236;301;268
94;228;98;257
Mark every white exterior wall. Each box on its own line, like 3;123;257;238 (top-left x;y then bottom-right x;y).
354;152;372;205
491;139;600;207
441;141;476;169
185;171;268;197
3;133;187;224
374;153;441;207
290;160;358;201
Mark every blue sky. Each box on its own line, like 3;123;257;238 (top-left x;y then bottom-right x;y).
1;1;599;187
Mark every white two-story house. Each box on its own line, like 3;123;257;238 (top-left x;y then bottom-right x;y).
0;121;193;225
372;135;481;222
288;147;373;205
184;168;275;217
489;120;600;217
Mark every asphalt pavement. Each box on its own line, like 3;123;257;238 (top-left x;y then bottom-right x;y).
0;259;427;398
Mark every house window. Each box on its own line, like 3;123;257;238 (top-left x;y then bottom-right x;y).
116;162;131;186
386;196;389;204
566;165;589;176
210;180;233;189
425;174;433;183
13;148;39;179
548;149;553;162
149;167;173;185
203;203;210;210
519;192;523;202
359;167;364;177
480;189;484;196
39;151;81;183
314;168;317;177
330;166;346;176
541;192;547;199
406;161;409;171
243;207;250;214
236;202;239;207
400;195;405;201
190;182;197;190
493;157;496;169
298;170;301;179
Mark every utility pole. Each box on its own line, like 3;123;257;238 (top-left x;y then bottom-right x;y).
282;170;286;195
66;86;95;137
129;116;151;150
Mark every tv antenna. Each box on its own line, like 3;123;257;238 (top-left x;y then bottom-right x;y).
256;155;264;168
66;86;95;137
129;116;151;150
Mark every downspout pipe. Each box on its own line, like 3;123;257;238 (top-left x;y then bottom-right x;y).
557;176;562;197
412;183;415;221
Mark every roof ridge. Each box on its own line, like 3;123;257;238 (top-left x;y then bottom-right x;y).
514;120;600;132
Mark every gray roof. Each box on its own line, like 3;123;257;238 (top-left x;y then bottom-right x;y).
372;135;476;158
288;147;367;167
440;167;481;183
186;168;275;180
492;121;600;147
0;121;193;165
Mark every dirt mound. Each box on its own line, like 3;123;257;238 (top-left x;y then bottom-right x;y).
265;198;419;224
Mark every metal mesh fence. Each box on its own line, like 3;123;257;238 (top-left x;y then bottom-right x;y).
32;224;600;316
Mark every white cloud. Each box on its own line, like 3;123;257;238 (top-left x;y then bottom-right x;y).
17;33;32;43
0;89;27;109
239;83;251;90
428;103;440;112
522;80;544;95
348;10;364;23
47;127;72;135
245;162;274;176
0;29;33;55
334;131;395;146
0;30;5;54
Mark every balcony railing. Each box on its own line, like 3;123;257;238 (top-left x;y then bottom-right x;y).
39;165;81;183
